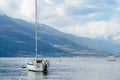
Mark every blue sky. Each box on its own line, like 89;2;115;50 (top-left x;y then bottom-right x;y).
0;0;120;42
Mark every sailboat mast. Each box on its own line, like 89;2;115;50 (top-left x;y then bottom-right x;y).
35;0;38;59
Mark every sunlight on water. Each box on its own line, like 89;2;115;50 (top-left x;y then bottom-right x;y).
0;57;120;80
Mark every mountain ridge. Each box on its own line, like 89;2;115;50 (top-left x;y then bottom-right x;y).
0;15;113;57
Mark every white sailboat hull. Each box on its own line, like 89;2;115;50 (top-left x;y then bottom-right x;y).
27;63;43;72
27;59;49;72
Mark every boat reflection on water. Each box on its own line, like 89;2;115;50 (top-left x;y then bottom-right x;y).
27;70;49;80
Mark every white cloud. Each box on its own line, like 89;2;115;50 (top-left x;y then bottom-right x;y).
59;18;120;40
56;7;66;16
20;0;34;21
44;0;53;5
0;0;23;18
59;22;107;39
0;0;119;41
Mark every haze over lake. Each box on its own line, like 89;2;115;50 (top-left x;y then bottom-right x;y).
0;57;120;80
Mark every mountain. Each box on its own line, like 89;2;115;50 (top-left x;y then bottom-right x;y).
74;38;120;55
0;15;112;57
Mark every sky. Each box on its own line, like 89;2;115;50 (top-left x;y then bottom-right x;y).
0;0;120;41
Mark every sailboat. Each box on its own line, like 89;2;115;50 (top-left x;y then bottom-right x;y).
107;55;116;61
27;0;49;72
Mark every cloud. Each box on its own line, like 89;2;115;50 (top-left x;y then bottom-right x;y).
59;18;120;40
44;0;53;5
0;0;120;41
0;0;23;19
20;0;35;21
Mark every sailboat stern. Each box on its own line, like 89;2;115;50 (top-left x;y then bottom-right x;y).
27;60;43;72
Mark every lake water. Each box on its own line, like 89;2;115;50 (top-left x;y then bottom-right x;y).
0;57;120;80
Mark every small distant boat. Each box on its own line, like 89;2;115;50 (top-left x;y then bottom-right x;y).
107;56;116;61
27;0;49;72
